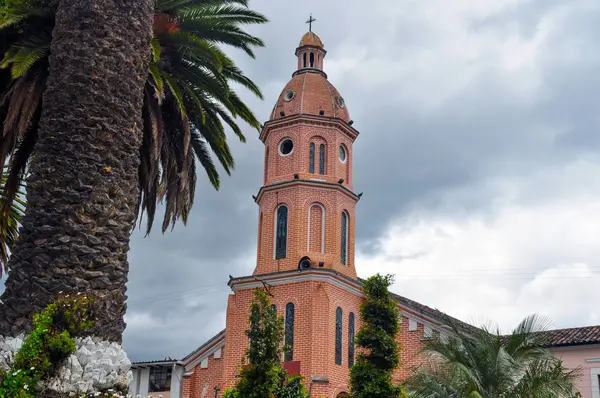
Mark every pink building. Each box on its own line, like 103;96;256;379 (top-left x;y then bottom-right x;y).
543;326;600;398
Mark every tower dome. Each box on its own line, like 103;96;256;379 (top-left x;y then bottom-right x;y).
269;30;350;122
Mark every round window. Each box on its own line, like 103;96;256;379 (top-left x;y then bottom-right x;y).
337;96;345;108
279;139;294;156
338;145;347;163
284;89;295;102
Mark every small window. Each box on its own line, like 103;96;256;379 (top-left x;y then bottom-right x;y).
339;145;347;163
285;303;295;361
335;307;343;365
310;52;315;67
149;367;172;392
408;319;418;331
214;348;222;359
424;325;433;339
279;138;294;156
275;205;288;259
348;312;355;368
309;143;315;173
284;89;295;102
319;144;325;174
340;212;348;265
200;358;208;369
303;52;307;68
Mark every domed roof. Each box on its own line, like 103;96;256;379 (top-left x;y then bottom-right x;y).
299;31;323;48
270;71;350;122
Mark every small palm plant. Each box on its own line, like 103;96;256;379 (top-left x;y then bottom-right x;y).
403;314;582;398
0;164;24;275
0;0;267;233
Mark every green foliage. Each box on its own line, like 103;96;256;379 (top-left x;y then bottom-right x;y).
0;293;98;397
0;164;25;276
225;289;308;398
350;274;405;398
0;0;268;237
403;314;583;398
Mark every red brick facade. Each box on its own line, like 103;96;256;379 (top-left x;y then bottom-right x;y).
180;30;453;398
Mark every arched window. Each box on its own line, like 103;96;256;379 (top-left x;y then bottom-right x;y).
275;205;288;259
310;52;315;67
348;312;355;368
271;304;277;314
308;204;325;253
264;147;269;183
319;144;325;174
335;307;343;365
303;52;307;68
309;142;315;173
285;303;295;361
341;212;348;265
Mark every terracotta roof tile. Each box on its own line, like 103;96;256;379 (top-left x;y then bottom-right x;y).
536;325;600;347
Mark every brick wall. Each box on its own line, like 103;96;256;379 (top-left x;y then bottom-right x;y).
182;346;225;398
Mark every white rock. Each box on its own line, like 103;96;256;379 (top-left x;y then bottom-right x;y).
0;335;132;393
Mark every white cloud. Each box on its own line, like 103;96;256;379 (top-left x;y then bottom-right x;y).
357;158;600;332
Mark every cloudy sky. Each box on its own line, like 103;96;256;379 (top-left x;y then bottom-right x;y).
4;0;600;361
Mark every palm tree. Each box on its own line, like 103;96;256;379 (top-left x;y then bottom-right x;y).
0;0;266;233
403;315;582;398
0;164;24;274
0;0;266;342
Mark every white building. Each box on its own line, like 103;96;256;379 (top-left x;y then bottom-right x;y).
129;359;185;398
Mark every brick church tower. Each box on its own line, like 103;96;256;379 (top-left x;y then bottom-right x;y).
177;23;488;398
223;28;363;397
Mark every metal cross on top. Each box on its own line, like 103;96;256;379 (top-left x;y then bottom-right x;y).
306;14;316;32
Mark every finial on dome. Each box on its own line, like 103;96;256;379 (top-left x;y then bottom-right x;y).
306;13;316;32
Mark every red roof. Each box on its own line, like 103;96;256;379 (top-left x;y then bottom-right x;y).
538;325;600;347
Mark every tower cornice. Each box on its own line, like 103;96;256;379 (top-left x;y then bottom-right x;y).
260;113;359;143
254;179;361;205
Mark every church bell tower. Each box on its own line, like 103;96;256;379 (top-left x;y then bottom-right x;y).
224;24;363;397
253;27;360;279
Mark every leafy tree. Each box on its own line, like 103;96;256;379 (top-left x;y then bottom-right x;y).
225;288;308;398
0;0;267;233
0;0;266;342
350;274;405;398
0;164;24;275
403;314;582;398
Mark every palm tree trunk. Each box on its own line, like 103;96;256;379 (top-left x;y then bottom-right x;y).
0;0;153;343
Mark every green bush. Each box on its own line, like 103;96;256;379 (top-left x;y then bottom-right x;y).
0;293;98;397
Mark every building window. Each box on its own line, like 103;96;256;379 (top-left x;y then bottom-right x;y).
310;52;315;67
319;144;325;174
275;205;288;259
309;142;315;173
271;304;277;313
149;367;172;392
303;52;307;68
335;307;343;365
341;212;348;265
285;303;295;361
348;312;355;368
308;204;324;253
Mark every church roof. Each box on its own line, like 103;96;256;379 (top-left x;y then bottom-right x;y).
270;71;350;122
299;31;323;48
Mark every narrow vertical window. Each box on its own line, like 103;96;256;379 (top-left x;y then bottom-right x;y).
341;212;348;265
319;144;325;174
309;143;315;173
275;206;288;259
348;312;355;368
271;304;277;313
310;52;315;67
285;303;295;361
303;53;307;68
335;307;343;365
264;147;269;183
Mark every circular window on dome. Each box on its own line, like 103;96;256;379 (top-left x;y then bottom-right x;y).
338;145;347;163
279;138;294;156
337;96;345;108
284;89;296;102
